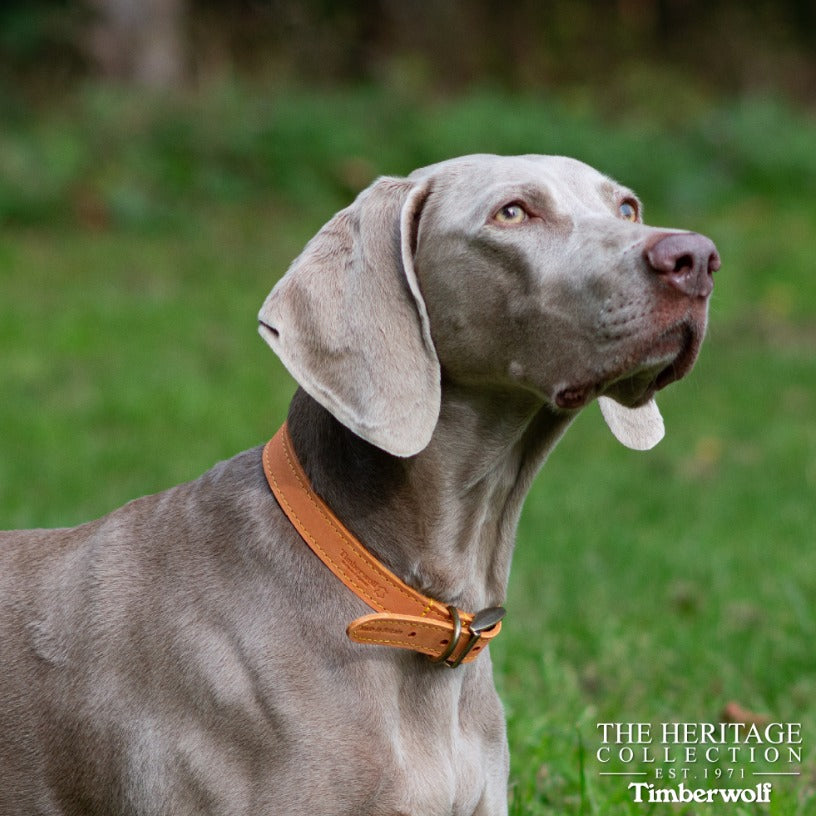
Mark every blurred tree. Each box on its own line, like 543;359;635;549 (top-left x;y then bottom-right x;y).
87;0;188;89
0;0;814;99
0;0;84;81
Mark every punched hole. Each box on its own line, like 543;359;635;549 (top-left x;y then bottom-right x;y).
408;631;416;637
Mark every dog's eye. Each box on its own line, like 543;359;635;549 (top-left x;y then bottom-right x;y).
493;202;528;225
619;200;639;222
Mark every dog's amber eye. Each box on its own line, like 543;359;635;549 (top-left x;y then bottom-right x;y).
619;200;639;221
494;203;528;224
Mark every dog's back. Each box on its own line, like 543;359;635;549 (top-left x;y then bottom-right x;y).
0;449;280;813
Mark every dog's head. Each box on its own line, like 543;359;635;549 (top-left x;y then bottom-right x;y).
259;154;719;455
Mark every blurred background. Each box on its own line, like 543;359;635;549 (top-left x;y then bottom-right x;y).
1;3;815;814
2;0;816;96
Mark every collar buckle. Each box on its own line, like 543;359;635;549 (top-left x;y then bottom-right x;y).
431;605;507;668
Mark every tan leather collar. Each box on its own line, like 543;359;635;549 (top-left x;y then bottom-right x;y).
262;423;504;667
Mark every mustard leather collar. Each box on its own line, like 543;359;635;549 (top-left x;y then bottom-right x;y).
262;423;504;667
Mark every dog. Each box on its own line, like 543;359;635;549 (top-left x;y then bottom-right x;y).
0;154;719;815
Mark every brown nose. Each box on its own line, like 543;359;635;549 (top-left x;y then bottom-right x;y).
646;233;720;298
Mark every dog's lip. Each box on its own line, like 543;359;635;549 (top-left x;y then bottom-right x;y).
610;322;700;404
653;323;699;390
555;322;700;410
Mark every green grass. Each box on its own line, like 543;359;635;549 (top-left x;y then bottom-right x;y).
1;83;815;813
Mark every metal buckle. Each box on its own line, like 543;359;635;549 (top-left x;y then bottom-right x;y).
430;605;506;668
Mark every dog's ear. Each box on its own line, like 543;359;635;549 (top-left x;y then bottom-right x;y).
598;396;665;451
258;177;439;457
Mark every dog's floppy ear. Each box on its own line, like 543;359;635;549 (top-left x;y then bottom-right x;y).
598;396;665;451
258;177;439;457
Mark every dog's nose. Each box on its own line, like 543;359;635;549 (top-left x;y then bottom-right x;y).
646;233;720;298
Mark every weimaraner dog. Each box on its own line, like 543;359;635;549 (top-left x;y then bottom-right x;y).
0;154;719;815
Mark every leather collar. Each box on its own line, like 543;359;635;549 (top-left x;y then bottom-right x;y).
262;423;504;667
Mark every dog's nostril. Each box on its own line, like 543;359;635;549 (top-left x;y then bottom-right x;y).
673;254;694;274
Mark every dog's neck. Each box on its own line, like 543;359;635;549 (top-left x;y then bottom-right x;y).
286;385;573;611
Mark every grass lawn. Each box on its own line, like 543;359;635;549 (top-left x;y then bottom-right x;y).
1;84;815;814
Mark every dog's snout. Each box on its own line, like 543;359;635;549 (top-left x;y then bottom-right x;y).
646;233;720;298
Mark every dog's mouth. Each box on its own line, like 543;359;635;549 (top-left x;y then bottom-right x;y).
604;322;701;406
556;321;702;410
653;323;699;390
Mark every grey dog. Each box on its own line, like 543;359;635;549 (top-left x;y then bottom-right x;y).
0;154;718;815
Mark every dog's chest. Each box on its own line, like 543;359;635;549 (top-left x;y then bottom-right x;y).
329;662;509;816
